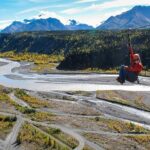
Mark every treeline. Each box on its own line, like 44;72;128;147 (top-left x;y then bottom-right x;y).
0;30;150;69
0;51;64;64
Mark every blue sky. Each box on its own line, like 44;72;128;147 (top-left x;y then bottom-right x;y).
0;0;150;29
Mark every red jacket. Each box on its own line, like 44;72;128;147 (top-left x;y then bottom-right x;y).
127;46;143;74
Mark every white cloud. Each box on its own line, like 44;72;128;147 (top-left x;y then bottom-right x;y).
18;4;69;15
0;20;13;30
0;7;128;30
97;8;129;25
26;0;60;3
72;8;129;27
27;0;45;2
61;8;82;15
62;0;150;15
32;11;68;24
75;0;98;4
2;0;150;29
87;0;150;11
18;7;41;15
0;11;68;30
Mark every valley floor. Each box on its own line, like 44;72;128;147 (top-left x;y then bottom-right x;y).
0;58;150;150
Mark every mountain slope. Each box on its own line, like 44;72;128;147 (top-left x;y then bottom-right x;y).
0;30;150;68
66;20;93;30
97;6;150;29
2;18;67;33
1;18;93;33
2;5;150;32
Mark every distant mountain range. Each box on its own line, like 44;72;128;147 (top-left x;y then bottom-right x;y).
66;19;93;30
2;18;67;33
97;6;150;29
2;18;94;33
1;5;150;33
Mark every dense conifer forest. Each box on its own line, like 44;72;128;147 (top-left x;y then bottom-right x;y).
0;30;150;69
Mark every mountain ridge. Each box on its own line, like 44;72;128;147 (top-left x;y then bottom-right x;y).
1;18;94;33
97;5;150;29
1;5;150;32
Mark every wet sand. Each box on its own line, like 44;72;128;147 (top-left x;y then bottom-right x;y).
0;58;150;150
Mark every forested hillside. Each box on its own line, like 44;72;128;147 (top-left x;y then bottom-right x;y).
0;30;150;69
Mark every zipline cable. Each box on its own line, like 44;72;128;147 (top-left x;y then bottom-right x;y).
127;24;150;76
127;23;150;48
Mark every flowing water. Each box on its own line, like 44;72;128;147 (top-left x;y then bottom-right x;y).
0;58;150;92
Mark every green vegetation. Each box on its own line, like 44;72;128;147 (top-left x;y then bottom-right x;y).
0;88;35;114
93;117;150;133
96;90;150;112
83;145;95;150
0;115;16;122
17;123;71;150
16;106;35;114
28;112;55;122
126;134;150;149
0;85;35;114
140;69;150;77
0;92;12;103
9;98;36;114
15;89;51;108
56;30;150;70
83;68;150;77
14;89;55;120
83;68;119;74
37;126;78;149
83;133;140;150
0;51;63;72
0;85;12;94
0;115;16;140
66;91;93;97
0;30;149;71
32;63;58;73
0;51;63;64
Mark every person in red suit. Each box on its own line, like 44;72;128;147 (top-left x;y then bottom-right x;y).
116;44;143;84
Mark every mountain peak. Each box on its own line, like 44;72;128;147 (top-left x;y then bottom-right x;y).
69;19;78;26
97;5;150;30
1;17;93;33
2;17;67;33
66;19;93;30
132;5;148;10
12;21;23;25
